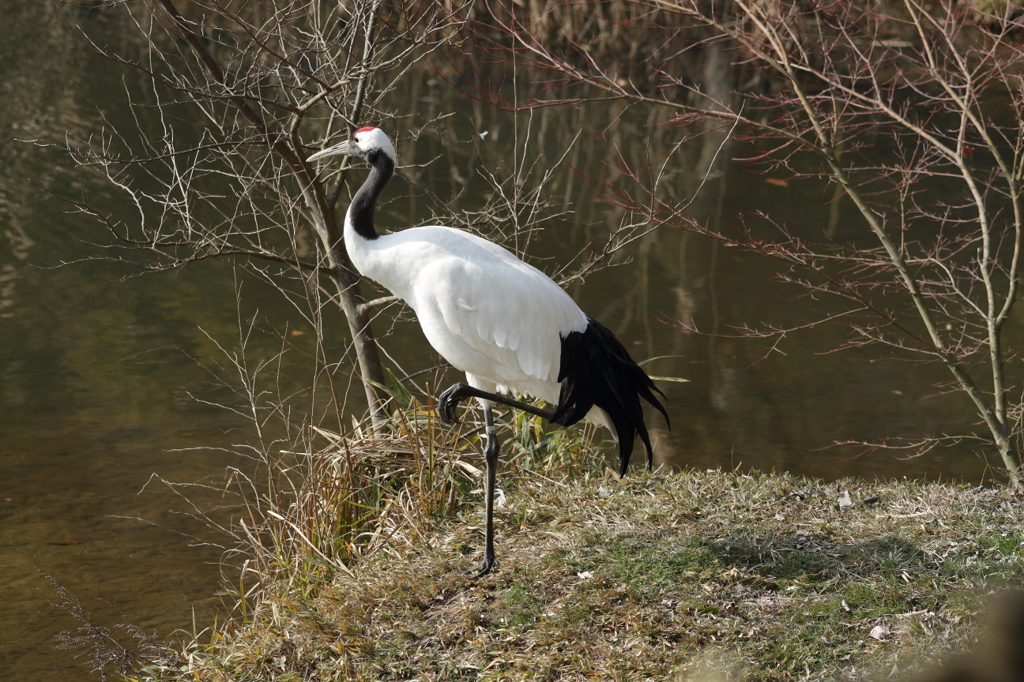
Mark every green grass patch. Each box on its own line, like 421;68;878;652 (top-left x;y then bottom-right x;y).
136;470;1024;681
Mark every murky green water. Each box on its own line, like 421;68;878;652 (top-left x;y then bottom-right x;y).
0;5;997;681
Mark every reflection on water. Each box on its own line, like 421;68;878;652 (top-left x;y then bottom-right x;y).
0;6;241;680
0;4;1000;681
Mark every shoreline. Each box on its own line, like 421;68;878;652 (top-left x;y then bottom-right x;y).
135;468;1024;681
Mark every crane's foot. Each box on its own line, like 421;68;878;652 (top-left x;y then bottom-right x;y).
438;382;471;424
463;554;496;579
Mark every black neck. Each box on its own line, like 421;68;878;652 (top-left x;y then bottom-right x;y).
348;150;394;241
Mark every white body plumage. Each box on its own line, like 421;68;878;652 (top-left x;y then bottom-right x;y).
345;217;615;428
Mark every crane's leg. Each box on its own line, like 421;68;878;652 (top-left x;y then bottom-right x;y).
465;402;499;578
438;382;555;424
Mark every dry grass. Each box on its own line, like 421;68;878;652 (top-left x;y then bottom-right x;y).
135;468;1024;681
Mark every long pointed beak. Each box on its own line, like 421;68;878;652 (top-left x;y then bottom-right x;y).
306;140;354;162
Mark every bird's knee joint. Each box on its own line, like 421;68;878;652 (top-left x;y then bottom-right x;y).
484;432;500;463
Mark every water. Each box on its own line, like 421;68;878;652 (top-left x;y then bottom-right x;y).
0;5;997;681
0;6;247;678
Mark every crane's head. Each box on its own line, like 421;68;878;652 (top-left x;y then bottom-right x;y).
306;126;396;165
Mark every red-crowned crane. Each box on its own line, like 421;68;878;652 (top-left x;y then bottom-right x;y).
308;127;669;577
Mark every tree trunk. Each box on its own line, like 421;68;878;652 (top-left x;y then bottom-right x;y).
328;241;388;427
996;434;1023;490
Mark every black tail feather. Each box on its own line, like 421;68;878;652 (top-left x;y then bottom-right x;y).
550;317;671;476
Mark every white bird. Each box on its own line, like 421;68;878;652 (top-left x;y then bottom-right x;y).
308;127;669;577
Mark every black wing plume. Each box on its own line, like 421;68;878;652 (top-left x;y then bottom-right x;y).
550;316;670;476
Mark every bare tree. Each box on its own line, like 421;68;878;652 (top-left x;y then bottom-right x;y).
52;0;468;426
464;0;1024;486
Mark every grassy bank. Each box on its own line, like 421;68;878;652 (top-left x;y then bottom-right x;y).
137;469;1023;681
